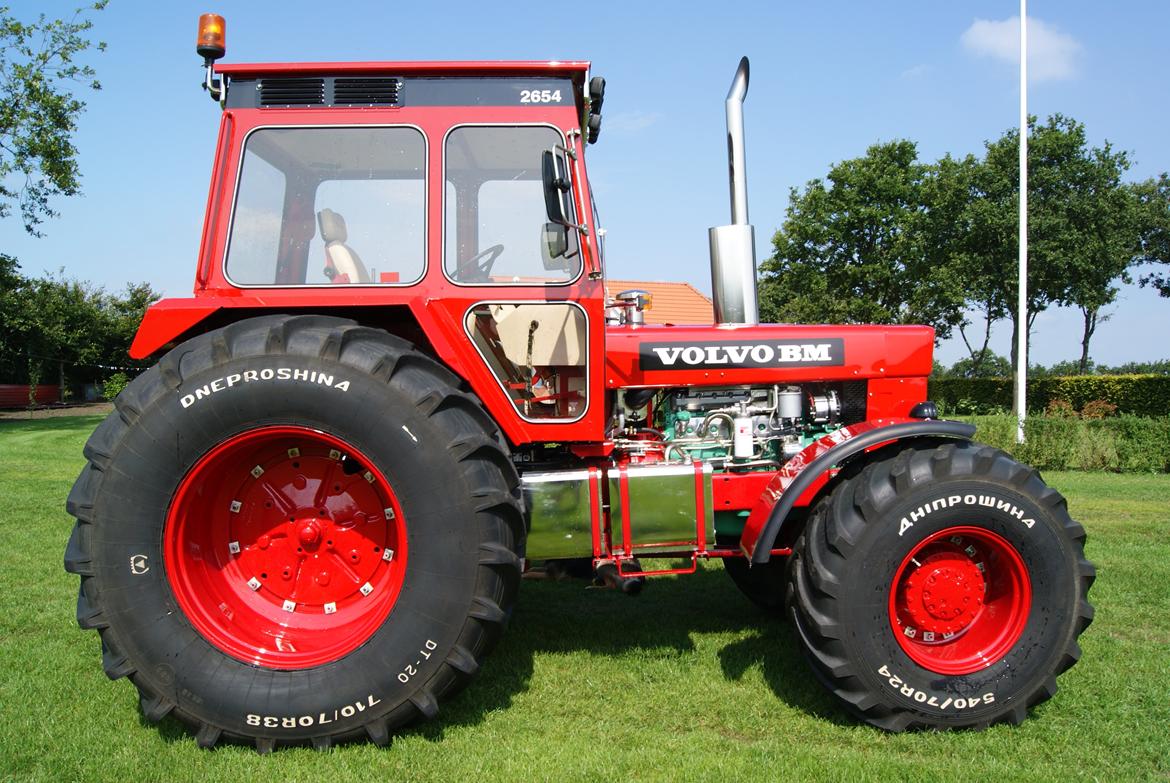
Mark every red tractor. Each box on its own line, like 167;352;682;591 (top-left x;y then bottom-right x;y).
64;15;1093;751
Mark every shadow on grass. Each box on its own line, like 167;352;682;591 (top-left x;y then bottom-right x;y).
140;712;199;745
405;564;849;743
133;565;848;749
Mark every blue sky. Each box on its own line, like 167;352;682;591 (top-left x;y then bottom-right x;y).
2;0;1167;367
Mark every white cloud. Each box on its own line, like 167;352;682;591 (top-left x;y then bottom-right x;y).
900;63;931;80
960;15;1082;82
602;111;661;134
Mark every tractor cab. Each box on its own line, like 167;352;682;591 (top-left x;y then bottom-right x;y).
200;57;603;289
216;78;593;289
134;44;613;441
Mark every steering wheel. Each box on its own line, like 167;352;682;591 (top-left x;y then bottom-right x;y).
456;244;504;282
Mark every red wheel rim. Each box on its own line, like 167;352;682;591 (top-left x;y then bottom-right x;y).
889;526;1030;675
165;426;407;669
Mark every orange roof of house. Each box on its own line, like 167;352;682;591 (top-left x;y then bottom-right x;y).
606;280;714;325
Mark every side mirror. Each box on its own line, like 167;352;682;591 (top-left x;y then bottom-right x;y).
587;76;605;144
542;149;572;225
541;222;568;269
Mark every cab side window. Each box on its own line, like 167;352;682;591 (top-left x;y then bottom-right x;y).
225;127;426;286
444;126;580;284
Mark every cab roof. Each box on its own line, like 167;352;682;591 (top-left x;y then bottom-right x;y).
214;60;590;79
215;61;592;112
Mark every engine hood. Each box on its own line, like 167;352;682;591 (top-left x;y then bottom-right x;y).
604;322;934;389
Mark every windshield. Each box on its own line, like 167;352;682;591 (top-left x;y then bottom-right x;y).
224;126;426;286
444;126;580;284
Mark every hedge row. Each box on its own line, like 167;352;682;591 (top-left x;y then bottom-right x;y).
930;375;1170;417
958;414;1170;473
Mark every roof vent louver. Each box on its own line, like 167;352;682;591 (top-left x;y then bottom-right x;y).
259;78;325;106
333;77;401;106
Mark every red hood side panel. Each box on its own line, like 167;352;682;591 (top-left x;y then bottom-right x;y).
604;323;934;389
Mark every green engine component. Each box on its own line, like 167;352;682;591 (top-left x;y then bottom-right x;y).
661;406;843;465
656;392;846;541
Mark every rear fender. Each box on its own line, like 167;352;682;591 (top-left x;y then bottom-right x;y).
129;299;429;360
129;298;230;359
740;418;977;563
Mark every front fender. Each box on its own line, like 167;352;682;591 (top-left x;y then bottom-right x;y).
740;418;977;563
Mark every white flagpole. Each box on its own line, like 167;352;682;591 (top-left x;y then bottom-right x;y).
1016;2;1028;444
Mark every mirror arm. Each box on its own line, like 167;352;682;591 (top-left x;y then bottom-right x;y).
550;218;589;236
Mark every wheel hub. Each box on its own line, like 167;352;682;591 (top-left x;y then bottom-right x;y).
165;426;408;669
900;550;986;634
298;519;322;548
889;526;1031;675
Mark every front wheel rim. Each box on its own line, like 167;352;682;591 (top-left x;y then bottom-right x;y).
889;525;1031;675
165;425;407;669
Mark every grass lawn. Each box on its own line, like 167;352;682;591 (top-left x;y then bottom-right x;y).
1;415;1167;781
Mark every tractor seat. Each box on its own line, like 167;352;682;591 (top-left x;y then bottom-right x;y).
317;209;371;284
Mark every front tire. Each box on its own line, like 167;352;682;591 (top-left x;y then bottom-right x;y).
64;315;524;750
787;440;1094;731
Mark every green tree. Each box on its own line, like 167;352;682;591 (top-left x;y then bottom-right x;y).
1029;359;1092;378
942;116;1143;382
0;2;107;235
759;140;966;339
0;267;158;394
1037;127;1138;373
0;253;25;381
761;115;1162;391
95;280;157;370
12;271;106;394
964;117;1079;376
1134;173;1170;297
949;351;1012;379
1094;358;1170;375
930;153;1008;376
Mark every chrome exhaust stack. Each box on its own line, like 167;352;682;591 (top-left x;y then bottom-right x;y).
708;56;759;325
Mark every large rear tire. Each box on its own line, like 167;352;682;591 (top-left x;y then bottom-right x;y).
787;440;1094;731
64;315;524;750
